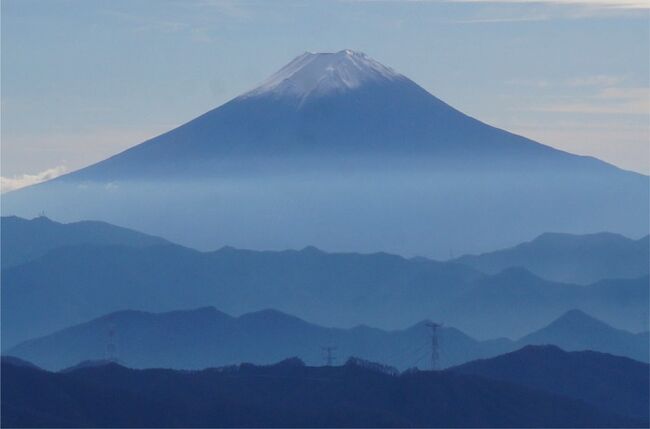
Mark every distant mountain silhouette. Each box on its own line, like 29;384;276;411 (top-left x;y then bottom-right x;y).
451;345;650;422
60;359;121;373
1;215;168;268
516;309;649;362
7;306;648;372
0;243;481;348
2;355;643;427
442;267;649;339
456;232;649;284
3;242;647;347
0;356;42;370
5;306;512;371
3;50;647;258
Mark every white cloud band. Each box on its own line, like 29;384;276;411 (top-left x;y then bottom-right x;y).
1;166;68;193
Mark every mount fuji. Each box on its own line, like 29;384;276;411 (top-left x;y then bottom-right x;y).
3;50;647;257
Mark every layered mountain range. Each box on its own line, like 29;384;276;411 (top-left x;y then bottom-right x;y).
6;305;647;372
456;232;649;284
2;49;648;429
2;216;648;350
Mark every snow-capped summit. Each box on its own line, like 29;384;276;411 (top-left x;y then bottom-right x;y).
242;50;403;101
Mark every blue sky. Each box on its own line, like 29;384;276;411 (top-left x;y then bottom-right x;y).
1;0;648;190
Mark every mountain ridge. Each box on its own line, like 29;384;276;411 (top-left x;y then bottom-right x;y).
450;345;650;422
2;351;645;428
516;309;649;362
455;231;649;284
6;305;648;372
2;216;648;346
4;305;501;371
0;215;170;269
3;240;647;346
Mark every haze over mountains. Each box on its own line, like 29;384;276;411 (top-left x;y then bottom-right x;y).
2;50;647;258
4;306;504;371
2;216;648;349
3;224;647;348
3;347;647;428
516;309;649;362
2;48;648;429
447;268;648;339
0;215;169;269
3;44;648;420
456;232;650;284
6;305;647;372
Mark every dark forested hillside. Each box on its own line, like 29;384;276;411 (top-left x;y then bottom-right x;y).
450;345;650;422
2;355;644;428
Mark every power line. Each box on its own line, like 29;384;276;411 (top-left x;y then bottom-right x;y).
425;322;443;370
385;339;428;368
321;346;337;366
403;342;431;369
106;322;118;362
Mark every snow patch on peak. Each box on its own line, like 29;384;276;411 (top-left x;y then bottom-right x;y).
242;50;403;101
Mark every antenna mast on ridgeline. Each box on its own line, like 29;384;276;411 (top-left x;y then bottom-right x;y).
425;322;442;370
106;322;118;363
321;346;337;366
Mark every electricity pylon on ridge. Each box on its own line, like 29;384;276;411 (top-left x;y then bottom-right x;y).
106;323;118;363
425;322;442;370
321;346;337;366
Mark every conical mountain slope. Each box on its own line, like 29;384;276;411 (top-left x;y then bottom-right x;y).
3;50;647;256
516;309;649;362
62;50;601;180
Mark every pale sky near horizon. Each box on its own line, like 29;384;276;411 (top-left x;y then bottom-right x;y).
2;0;648;191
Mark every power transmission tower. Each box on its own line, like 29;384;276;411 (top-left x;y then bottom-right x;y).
425;322;442;370
321;346;337;366
106;323;118;362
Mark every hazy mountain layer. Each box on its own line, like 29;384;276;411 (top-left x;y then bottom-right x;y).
6;306;647;373
445;267;649;338
0;243;478;348
2;241;647;347
516;309;649;362
456;232;649;284
0;216;169;269
4;307;507;371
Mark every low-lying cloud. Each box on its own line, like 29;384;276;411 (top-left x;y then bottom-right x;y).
1;166;68;193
